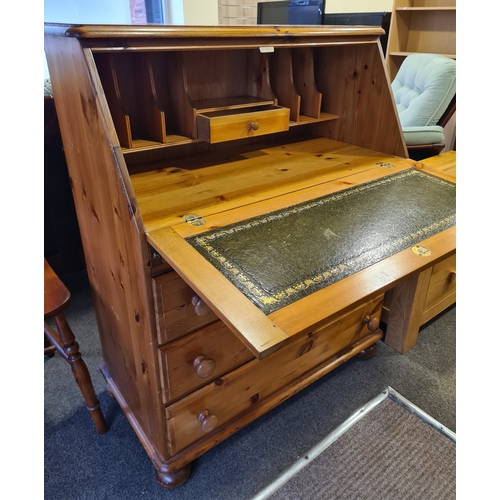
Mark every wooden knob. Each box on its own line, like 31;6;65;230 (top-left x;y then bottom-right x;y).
447;271;456;285
363;315;380;332
193;355;216;378
191;295;211;316
249;121;259;131
198;410;219;433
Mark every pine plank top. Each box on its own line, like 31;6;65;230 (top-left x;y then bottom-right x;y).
420;150;456;179
132;138;414;233
44;23;385;39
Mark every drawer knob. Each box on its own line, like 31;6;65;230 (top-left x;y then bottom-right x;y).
447;271;456;285
198;410;219;433
191;295;211;316
363;315;380;332
249;121;259;131
193;355;216;378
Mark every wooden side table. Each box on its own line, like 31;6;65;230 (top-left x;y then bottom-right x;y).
44;259;108;434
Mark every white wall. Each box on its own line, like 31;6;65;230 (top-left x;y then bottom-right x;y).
44;0;133;78
182;0;218;25
326;0;393;14
164;0;185;24
44;0;132;24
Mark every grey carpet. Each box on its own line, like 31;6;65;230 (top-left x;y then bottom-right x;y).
44;270;455;499
262;396;455;500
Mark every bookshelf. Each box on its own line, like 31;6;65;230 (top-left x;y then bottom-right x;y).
385;0;456;81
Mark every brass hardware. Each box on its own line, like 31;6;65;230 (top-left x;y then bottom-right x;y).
375;161;395;169
411;245;431;257
182;213;206;226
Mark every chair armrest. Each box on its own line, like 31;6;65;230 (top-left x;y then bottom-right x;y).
402;126;445;146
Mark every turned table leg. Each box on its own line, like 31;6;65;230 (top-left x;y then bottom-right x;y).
45;316;108;435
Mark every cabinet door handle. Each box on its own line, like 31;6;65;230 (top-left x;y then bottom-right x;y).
191;295;211;316
362;315;380;332
198;410;219;433
193;355;216;378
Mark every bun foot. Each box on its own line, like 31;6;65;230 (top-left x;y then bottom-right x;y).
357;343;377;359
155;462;192;489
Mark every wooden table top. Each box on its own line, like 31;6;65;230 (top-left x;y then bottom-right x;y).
420;150;456;179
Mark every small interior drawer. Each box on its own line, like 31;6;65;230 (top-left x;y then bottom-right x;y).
197;105;290;144
152;271;219;345
158;320;254;404
165;294;383;455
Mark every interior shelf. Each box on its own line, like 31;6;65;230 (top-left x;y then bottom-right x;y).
289;112;339;126
121;113;341;155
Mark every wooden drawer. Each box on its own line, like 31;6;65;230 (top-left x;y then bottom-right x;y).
421;253;456;325
158;320;254;404
197;105;290;144
152;271;219;345
149;246;173;277
165;294;383;455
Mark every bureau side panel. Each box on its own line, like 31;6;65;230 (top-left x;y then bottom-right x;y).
314;42;407;158
44;35;168;458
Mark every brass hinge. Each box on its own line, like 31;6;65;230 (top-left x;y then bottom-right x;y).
182;213;206;226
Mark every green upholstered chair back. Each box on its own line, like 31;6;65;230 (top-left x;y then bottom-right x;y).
391;54;456;147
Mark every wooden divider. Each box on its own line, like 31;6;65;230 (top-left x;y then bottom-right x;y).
94;53;133;148
292;47;322;120
162;52;198;139
269;49;301;122
94;53;167;148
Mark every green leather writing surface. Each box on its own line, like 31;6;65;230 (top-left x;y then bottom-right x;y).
186;169;456;314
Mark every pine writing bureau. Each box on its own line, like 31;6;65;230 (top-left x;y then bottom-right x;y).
44;24;456;487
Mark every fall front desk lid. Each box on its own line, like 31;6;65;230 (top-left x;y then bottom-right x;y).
185;168;456;315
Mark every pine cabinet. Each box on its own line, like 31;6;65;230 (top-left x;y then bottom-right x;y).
44;24;455;488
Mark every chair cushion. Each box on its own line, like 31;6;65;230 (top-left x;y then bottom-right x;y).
392;54;456;128
402;126;445;146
